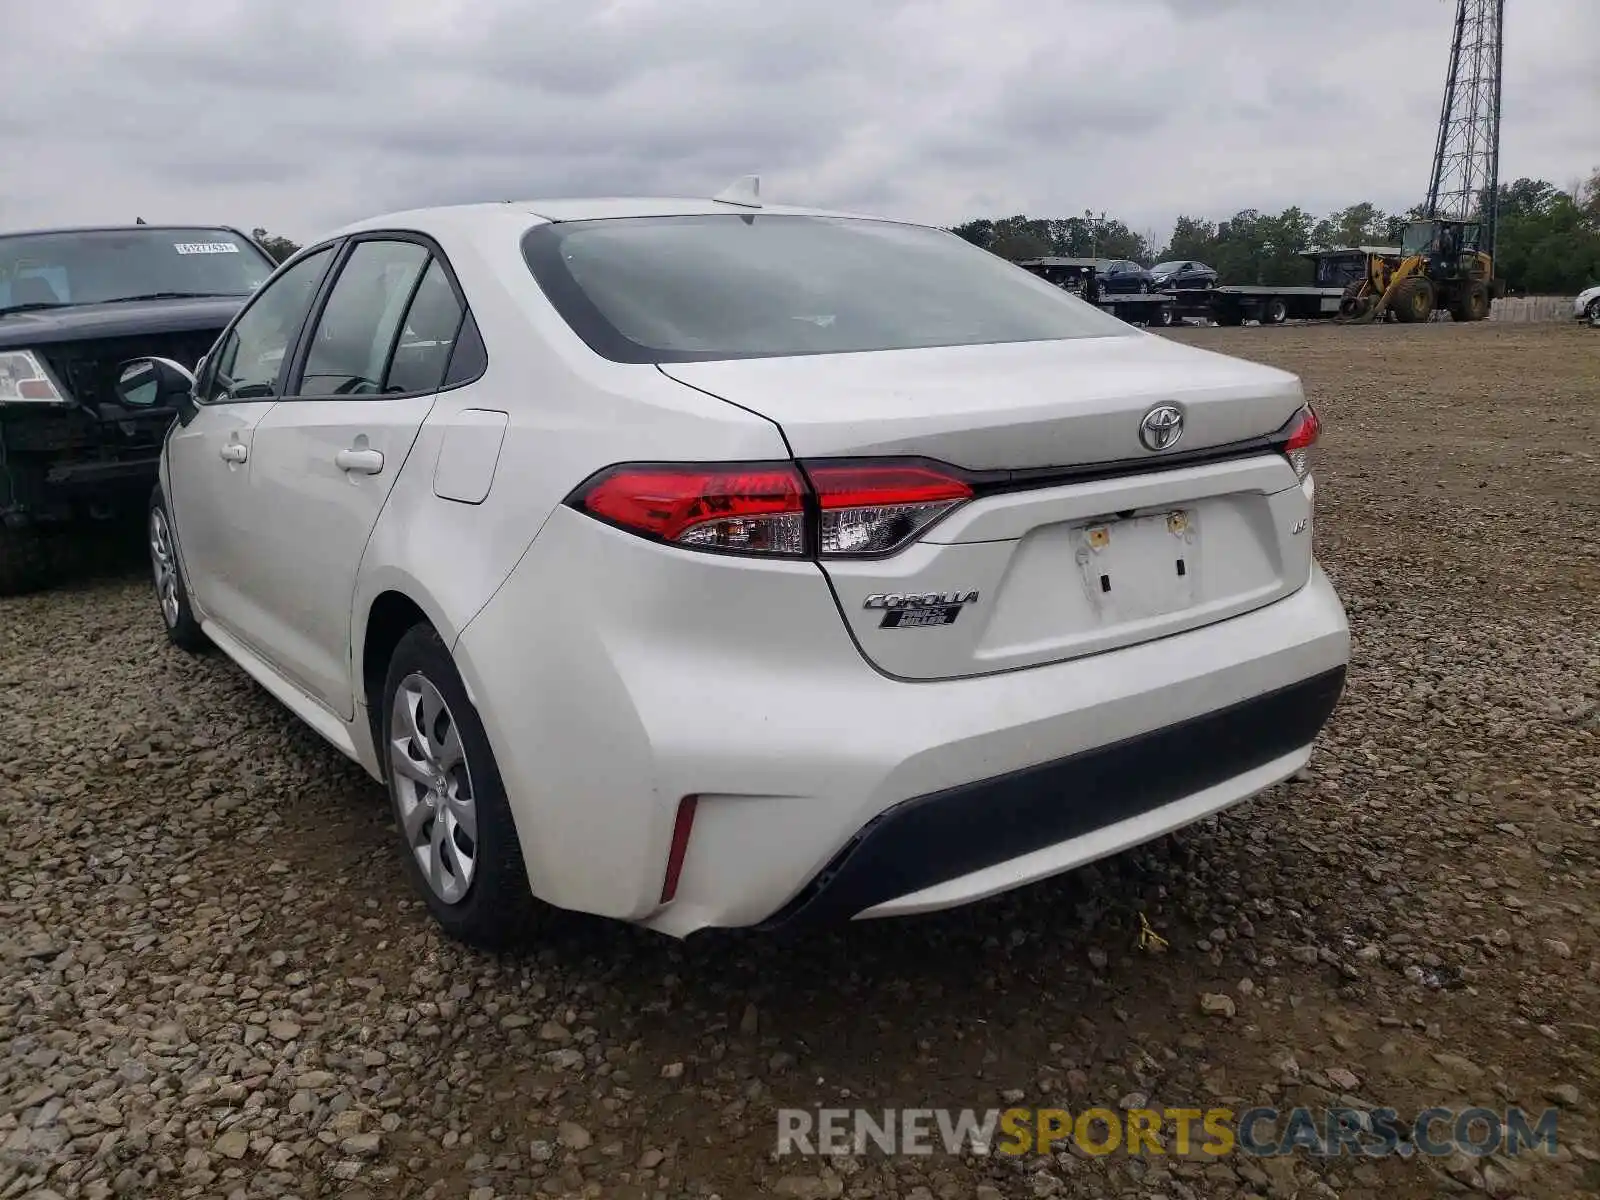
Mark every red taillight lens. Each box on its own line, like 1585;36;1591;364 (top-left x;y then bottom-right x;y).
1279;405;1320;481
575;463;807;555
569;458;974;559
807;462;973;556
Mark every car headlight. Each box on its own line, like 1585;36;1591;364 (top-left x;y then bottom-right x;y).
0;350;69;405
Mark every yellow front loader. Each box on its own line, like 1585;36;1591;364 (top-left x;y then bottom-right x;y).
1337;218;1502;324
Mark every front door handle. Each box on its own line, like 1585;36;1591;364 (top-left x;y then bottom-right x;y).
335;447;385;475
219;442;248;464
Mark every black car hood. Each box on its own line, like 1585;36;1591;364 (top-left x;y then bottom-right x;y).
0;296;246;351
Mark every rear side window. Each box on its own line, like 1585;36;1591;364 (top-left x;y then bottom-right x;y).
384;258;464;394
298;240;429;397
521;214;1131;364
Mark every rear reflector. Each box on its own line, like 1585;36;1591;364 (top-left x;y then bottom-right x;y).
660;796;699;903
567;459;974;559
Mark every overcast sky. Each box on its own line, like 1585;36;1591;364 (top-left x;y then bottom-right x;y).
2;0;1594;249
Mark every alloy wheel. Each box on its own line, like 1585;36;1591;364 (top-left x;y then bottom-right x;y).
390;673;478;904
149;507;180;629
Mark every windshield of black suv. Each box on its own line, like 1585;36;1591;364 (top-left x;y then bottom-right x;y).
521;214;1133;363
0;227;275;312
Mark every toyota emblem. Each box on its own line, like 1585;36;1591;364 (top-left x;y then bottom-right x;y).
1139;404;1184;452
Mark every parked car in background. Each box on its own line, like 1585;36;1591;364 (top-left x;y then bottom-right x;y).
120;190;1348;948
1096;260;1157;294
1150;260;1219;290
0;225;276;592
1575;283;1600;324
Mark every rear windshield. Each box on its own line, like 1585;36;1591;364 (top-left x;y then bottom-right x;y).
0;228;275;311
520;214;1132;363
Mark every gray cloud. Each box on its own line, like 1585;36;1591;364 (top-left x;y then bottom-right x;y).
0;0;1592;247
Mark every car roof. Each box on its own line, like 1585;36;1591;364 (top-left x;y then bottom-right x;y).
326;197;926;241
0;223;248;239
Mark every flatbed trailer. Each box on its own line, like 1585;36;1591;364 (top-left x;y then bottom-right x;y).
1016;257;1347;328
1166;285;1347;325
1019;250;1393;328
1092;292;1179;326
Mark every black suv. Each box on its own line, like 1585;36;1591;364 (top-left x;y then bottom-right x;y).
0;225;277;592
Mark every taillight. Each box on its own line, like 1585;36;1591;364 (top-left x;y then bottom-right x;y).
807;462;973;556
1279;404;1320;482
575;464;808;556
567;458;974;558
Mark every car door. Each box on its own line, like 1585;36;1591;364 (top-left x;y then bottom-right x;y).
165;245;337;630
226;236;467;717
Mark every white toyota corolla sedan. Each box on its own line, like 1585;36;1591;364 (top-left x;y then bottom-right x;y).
116;185;1349;947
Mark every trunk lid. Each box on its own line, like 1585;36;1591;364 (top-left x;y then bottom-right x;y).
662;335;1317;681
659;333;1304;469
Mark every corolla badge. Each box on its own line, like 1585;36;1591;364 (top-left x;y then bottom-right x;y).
864;590;979;630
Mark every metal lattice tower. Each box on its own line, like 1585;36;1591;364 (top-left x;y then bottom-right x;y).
1425;0;1505;255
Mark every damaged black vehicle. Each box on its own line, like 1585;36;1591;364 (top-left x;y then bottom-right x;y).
0;224;276;592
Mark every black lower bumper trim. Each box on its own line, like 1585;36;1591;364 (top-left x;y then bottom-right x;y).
44;457;160;489
759;665;1346;930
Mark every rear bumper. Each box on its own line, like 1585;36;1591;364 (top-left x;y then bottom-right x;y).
759;666;1344;930
455;507;1350;937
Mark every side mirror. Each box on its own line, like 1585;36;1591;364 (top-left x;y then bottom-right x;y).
116;357;195;409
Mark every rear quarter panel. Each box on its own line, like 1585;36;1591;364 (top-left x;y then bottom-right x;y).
350;216;789;746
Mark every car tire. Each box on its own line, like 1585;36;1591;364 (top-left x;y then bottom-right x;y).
1264;298;1289;325
381;623;537;950
148;488;209;653
1151;305;1174;327
0;523;52;597
1586;297;1600;323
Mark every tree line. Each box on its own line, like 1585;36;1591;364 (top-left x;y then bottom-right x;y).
949;172;1600;294
249;169;1600;295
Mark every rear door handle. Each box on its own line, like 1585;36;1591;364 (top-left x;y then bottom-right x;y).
335;447;385;475
219;443;248;464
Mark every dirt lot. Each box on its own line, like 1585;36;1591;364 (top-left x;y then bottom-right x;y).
3;322;1598;1200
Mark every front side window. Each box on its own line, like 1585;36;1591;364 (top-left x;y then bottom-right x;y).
298;240;430;397
1401;222;1435;255
522;214;1131;364
206;247;334;402
0;227;275;312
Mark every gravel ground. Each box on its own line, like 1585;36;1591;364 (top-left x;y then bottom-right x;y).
3;321;1598;1200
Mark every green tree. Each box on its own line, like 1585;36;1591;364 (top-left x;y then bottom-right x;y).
1491;177;1600;293
1158;207;1316;284
947;215;1151;263
1579;166;1600;226
948;219;994;249
251;228;301;263
1310;202;1392;249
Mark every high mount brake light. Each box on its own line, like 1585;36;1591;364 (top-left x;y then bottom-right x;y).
568;460;975;559
1278;405;1320;482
